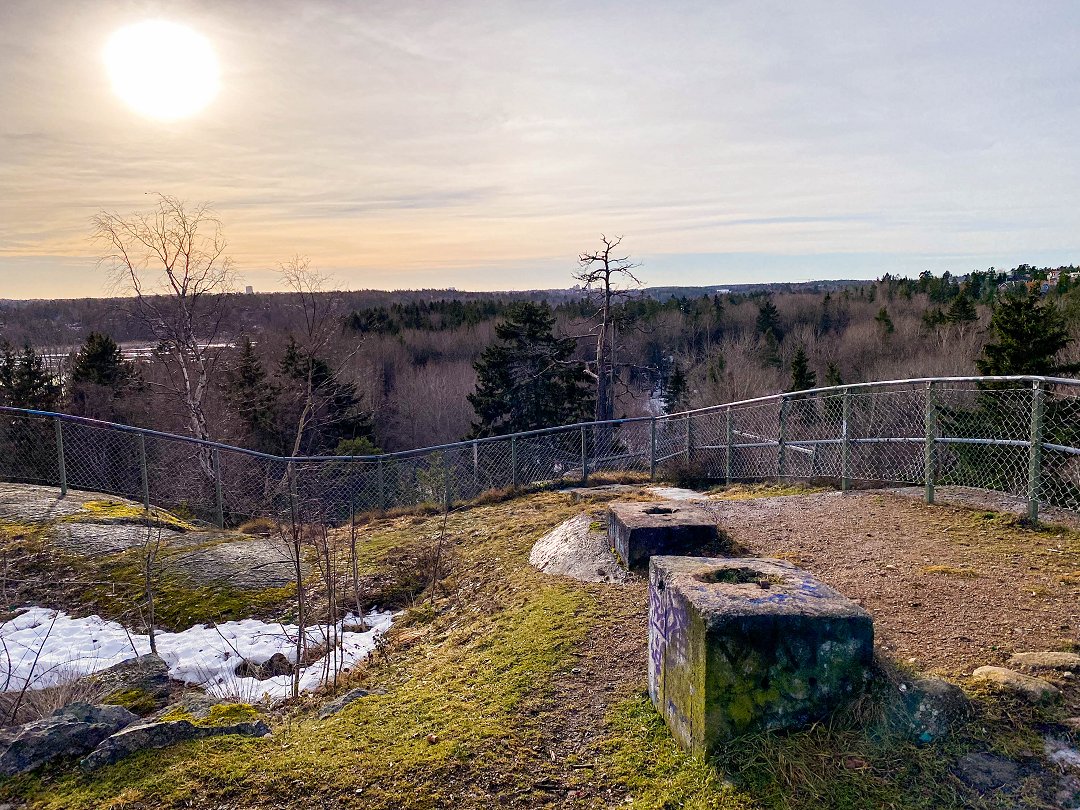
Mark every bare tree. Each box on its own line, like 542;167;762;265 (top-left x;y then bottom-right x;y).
574;235;642;422
278;257;367;458
93;195;236;479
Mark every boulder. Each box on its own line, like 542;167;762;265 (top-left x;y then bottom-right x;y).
319;688;370;720
0;703;138;776
608;502;722;570
81;718;271;770
1008;651;1080;673
898;676;971;744
648;556;873;754
87;654;172;714
972;666;1060;703
235;652;294;680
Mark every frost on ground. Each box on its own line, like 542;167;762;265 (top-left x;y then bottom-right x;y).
0;607;394;700
529;513;629;583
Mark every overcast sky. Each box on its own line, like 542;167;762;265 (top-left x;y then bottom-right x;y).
2;0;1079;298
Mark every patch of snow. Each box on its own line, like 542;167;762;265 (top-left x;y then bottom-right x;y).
0;606;394;700
1046;737;1080;770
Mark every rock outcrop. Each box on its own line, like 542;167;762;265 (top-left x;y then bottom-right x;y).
81;718;271;770
972;666;1060;703
0;703;138;776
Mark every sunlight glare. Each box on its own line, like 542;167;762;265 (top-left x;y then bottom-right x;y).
104;20;220;121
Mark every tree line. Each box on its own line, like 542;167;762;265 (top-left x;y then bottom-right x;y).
1;196;1078;456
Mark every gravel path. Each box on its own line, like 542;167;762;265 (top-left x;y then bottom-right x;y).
704;489;1080;676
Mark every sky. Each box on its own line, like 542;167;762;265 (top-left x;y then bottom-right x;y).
2;0;1080;299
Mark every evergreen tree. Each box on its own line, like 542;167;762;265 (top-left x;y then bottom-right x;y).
875;307;895;336
68;332;139;418
661;360;688;413
468;302;592;437
788;346;817;392
755;298;784;341
279;338;374;455
824;362;843;387
946;294;977;325
0;343;59;410
225;336;280;451
760;329;782;370
977;288;1078;376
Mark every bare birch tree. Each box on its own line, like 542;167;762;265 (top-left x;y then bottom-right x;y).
93;195;236;480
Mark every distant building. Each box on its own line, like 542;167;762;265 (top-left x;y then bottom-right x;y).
244;285;254;295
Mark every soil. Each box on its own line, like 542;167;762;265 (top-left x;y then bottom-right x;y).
702;489;1080;677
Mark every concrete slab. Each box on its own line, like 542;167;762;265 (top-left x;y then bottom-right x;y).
607;501;719;570
648;556;873;753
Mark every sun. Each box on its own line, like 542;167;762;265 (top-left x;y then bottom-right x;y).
104;21;220;121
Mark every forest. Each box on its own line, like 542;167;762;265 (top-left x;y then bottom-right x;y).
1;204;1078;458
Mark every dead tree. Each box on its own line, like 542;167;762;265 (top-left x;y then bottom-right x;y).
93;195;236;482
574;235;642;423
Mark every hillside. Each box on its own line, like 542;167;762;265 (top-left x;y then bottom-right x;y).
0;483;1078;808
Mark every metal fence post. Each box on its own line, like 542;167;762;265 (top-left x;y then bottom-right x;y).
580;425;588;485
377;456;386;510
472;439;479;495
924;381;937;505
138;433;150;512
649;417;657;479
777;395;788;478
510;435;518;489
443;451;452;512
724;407;733;484
53;417;67;497
212;447;224;529
685;414;693;465
841;388;851;491
1028;381;1045;523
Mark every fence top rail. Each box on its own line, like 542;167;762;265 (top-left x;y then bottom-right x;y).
2;374;1077;463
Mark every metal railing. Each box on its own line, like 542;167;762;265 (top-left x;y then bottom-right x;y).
1;375;1078;526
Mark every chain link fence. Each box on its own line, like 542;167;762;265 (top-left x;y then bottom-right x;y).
2;376;1078;526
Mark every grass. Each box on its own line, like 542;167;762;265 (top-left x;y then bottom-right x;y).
708;482;830;500
1;485;1078;808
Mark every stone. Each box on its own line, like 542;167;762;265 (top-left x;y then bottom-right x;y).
0;703;138;776
648;556;873;754
1008;651;1080;673
897;676;971;745
86;654;172;714
319;687;371;719
954;752;1022;795
972;666;1060;703
81;718;271;770
234;652;294;680
608;502;722;570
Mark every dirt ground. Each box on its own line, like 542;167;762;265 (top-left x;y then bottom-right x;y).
701;488;1080;677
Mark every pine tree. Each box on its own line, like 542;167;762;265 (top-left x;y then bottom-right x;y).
279;338;374;455
68;332;139;418
661;360;688;413
0;343;59;410
946;294;977;325
755;298;784;341
977;288;1077;376
824;362;844;388
225;336;280;451
788;346;817;392
760;329;782;370
875;307;895;336
468;302;592;436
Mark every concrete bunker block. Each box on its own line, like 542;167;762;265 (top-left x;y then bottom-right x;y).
607;501;719;570
648;556;873;754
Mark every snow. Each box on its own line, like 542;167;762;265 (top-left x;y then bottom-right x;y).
0;606;394;701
